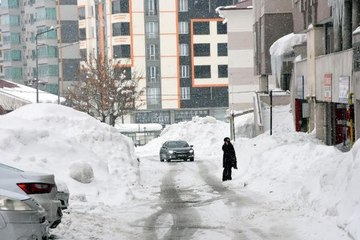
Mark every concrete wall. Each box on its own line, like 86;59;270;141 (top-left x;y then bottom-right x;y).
315;50;352;102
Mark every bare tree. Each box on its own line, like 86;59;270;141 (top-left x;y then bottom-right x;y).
65;55;144;126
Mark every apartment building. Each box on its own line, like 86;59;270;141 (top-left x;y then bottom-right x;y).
78;0;237;124
217;0;258;111
0;0;80;97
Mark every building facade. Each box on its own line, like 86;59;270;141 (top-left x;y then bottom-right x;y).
253;0;293;92
291;0;360;150
0;0;80;96
218;0;258;111
78;0;238;124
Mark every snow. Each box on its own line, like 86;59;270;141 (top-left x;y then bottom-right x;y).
270;33;307;87
115;123;163;133
0;80;63;106
0;103;359;239
354;26;360;35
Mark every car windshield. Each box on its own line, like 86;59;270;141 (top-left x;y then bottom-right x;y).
0;163;23;172
167;141;189;148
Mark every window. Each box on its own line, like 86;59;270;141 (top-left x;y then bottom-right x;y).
147;0;157;16
112;0;129;14
179;22;189;34
38;65;59;77
179;44;189;56
4;67;22;80
180;65;189;78
37;27;57;39
217;43;227;56
149;66;158;82
218;65;228;78
194;44;210;56
179;0;188;12
181;87;190;100
2;15;20;26
217;21;227;34
78;6;85;20
37;8;57;21
113;44;131;58
79;28;86;41
147;44;157;60
80;49;87;61
194;65;211;78
38;46;58;58
3;32;20;45
193;22;210;35
194;0;209;12
112;22;130;36
2;0;19;8
4;50;21;61
147;88;160;105
146;22;158;38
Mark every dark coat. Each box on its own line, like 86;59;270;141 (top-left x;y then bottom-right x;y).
222;142;237;169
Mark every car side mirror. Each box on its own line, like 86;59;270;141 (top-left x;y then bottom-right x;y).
190;145;193;148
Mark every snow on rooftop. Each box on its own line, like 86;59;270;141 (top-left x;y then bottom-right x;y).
270;33;307;87
0;79;63;109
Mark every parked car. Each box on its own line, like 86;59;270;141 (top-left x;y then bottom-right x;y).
159;140;194;162
0;188;49;240
0;163;62;229
56;181;70;210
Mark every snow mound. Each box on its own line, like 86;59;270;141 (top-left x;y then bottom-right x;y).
0;103;138;206
138;115;229;158
69;162;94;184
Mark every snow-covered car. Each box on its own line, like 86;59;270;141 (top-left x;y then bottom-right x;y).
159;140;194;162
56;181;69;210
0;188;49;240
0;163;62;229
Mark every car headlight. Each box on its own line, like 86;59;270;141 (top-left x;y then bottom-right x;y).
189;149;194;153
0;196;32;211
168;150;174;154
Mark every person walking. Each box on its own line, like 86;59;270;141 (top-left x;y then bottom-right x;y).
222;137;237;181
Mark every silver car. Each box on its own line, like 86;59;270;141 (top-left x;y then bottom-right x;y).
0;163;62;229
159;140;195;162
0;188;49;240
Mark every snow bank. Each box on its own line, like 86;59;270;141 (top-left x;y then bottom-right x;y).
0;103;139;206
140;104;360;239
139;116;229;158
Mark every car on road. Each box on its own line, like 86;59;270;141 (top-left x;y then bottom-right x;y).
0;163;63;229
0;188;49;240
159;140;194;162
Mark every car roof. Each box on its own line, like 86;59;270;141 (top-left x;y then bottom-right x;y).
166;140;188;143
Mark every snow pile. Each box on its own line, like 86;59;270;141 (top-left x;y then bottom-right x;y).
140;104;360;239
270;33;306;87
0;104;139;206
139;116;229;158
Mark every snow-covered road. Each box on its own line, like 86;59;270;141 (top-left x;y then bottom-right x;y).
53;152;349;240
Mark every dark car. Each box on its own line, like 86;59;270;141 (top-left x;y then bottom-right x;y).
159;140;194;162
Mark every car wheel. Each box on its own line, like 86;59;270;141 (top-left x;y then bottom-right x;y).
160;158;164;162
189;157;194;161
166;158;171;162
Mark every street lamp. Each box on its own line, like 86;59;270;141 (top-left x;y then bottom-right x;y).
35;25;59;103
